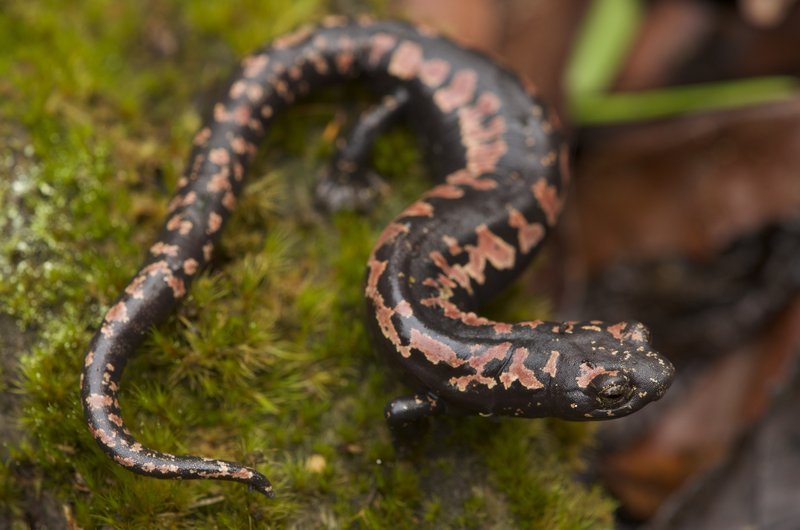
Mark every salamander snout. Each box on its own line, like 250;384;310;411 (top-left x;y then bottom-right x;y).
568;321;675;419
620;321;674;399
630;348;675;401
582;351;674;418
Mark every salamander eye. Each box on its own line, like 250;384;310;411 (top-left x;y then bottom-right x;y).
591;374;632;408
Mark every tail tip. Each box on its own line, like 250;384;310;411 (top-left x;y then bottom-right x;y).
251;475;276;498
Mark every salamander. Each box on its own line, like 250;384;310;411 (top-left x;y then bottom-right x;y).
81;16;675;498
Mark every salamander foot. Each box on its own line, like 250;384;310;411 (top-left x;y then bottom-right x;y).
314;88;409;212
384;393;443;450
314;166;387;212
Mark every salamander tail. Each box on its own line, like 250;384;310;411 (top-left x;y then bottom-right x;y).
82;330;274;497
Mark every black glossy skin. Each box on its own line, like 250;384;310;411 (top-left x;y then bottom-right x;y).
81;16;675;497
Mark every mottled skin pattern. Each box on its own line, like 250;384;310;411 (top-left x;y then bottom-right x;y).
81;16;675;497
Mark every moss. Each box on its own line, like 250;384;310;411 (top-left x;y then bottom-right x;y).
0;1;616;528
0;460;22;523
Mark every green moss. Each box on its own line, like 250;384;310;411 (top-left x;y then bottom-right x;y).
0;1;616;527
482;421;615;529
0;459;22;523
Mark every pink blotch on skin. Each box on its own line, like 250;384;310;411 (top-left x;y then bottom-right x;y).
434;69;478;113
365;258;407;356
179;220;193;236
241;54;270;78
394;300;413;318
388;41;424;80
368;33;397;66
373;222;409;251
207;168;232;193
532;179;561;227
209;148;231;166
193;127;211;146
500;348;544;390
576;363;619;388
423;184;465;200
607;322;627;341
399;200;434;218
420;58;451;88
446;169;497;190
420;296;493;327
442;235;462;255
183;258;199;275
408;328;464;368
203;242;214;262
207;212;223;234
462;224;516;285
105;302;130;324
542;351;560;378
222;191;237;211
85;394;113;409
508;208;544;254
493;322;513;334
429;251;472;293
166;276;186;298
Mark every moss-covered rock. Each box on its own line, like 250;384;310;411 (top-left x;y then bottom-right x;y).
0;1;615;527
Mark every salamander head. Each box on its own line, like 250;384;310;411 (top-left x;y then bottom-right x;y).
548;321;674;420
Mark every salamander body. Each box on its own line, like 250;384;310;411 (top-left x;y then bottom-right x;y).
81;16;674;497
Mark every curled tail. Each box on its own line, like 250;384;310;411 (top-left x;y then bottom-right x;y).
81;262;274;496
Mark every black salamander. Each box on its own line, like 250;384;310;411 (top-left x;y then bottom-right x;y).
81;16;675;497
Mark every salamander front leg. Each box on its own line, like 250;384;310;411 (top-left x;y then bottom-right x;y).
315;87;410;212
384;392;444;448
